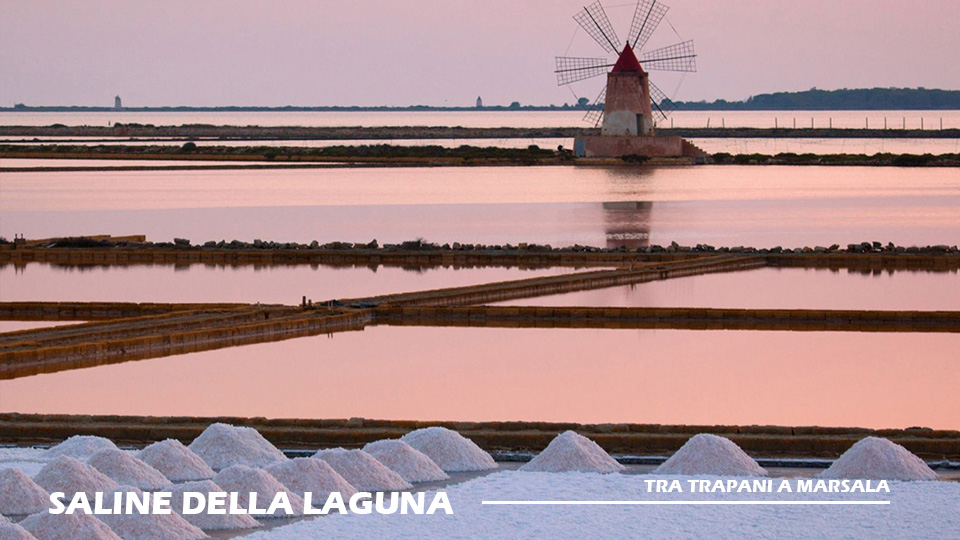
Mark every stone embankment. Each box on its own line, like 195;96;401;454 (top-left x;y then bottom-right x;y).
1;413;957;461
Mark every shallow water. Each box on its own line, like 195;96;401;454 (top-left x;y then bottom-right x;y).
1;327;956;430
2;165;958;248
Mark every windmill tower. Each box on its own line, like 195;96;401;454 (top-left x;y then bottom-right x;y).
556;0;705;159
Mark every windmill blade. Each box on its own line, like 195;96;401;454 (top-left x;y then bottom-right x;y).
555;57;613;86
648;80;677;120
583;86;607;127
628;0;670;51
573;1;622;54
640;40;696;72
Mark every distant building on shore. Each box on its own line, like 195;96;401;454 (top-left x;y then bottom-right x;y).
114;95;122;110
475;96;483;109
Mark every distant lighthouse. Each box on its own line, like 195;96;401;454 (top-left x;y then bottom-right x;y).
475;96;483;109
114;95;122;110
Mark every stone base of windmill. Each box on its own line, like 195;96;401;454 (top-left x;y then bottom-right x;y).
574;135;708;161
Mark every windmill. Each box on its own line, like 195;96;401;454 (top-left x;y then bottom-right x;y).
557;0;699;155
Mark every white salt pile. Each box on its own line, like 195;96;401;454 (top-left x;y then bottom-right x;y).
0;468;50;515
87;449;172;491
214;465;304;518
313;448;413;492
820;437;939;481
362;439;450;483
137;439;215;483
43;435;119;461
654;434;767;477
400;427;497;472
519;431;625;473
169;481;260;531
0;518;39;540
187;423;286;470
264;458;357;501
20;511;122;540
97;487;207;540
33;456;120;499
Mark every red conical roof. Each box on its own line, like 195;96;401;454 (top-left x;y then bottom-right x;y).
611;43;643;73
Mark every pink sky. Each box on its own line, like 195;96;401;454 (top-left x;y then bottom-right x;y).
2;0;959;107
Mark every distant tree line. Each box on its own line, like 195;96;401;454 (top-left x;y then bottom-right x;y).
673;87;960;111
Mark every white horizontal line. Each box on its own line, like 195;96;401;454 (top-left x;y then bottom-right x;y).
481;501;890;506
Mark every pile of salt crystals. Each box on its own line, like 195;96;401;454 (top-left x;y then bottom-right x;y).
43;435;119;461
1;513;39;540
214;465;305;518
0;468;50;515
653;433;768;477
264;458;357;501
187;423;286;470
820;437;939;481
362;439;450;483
169;481;260;531
20;511;122;540
314;448;413;492
33;456;120;499
87;449;171;491
400;427;497;472
519;431;625;473
97;487;207;540
137;439;215;483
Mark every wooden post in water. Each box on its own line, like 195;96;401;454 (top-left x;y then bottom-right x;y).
829;118;832;129
811;117;814;129
775;118;778;129
903;117;906;130
671;118;674;129
866;117;869;129
921;118;924;130
793;118;796;129
722;118;725;129
884;118;887;130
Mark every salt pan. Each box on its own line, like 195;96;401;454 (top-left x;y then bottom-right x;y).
33;456;120;500
168;481;260;531
0;468;49;515
188;424;286;470
654;434;767;477
214;465;304;518
43;436;119;461
97;487;207;540
20;511;122;540
87;450;171;491
362;440;450;483
313;449;412;492
264;458;357;501
820;437;939;481
519;431;625;473
137;440;215;483
400;427;497;472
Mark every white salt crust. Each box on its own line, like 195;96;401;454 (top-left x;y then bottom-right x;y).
33;456;120;500
43;436;120;461
400;427;497;472
313;449;413;492
214;465;304;518
188;424;287;471
519;431;625;473
362;439;450;483
137;440;215;483
97;487;207;540
87;450;171;491
168;481;260;531
0;519;39;540
20;511;122;540
820;437;939;481
0;468;50;515
653;434;768;477
264;458;357;501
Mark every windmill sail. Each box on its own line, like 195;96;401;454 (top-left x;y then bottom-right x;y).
648;80;678;120
555;57;612;86
583;86;607;127
573;1;622;54
640;40;696;72
628;0;669;51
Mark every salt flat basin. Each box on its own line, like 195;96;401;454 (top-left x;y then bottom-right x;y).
1;327;957;430
493;267;960;312
2;166;958;248
0;263;580;305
